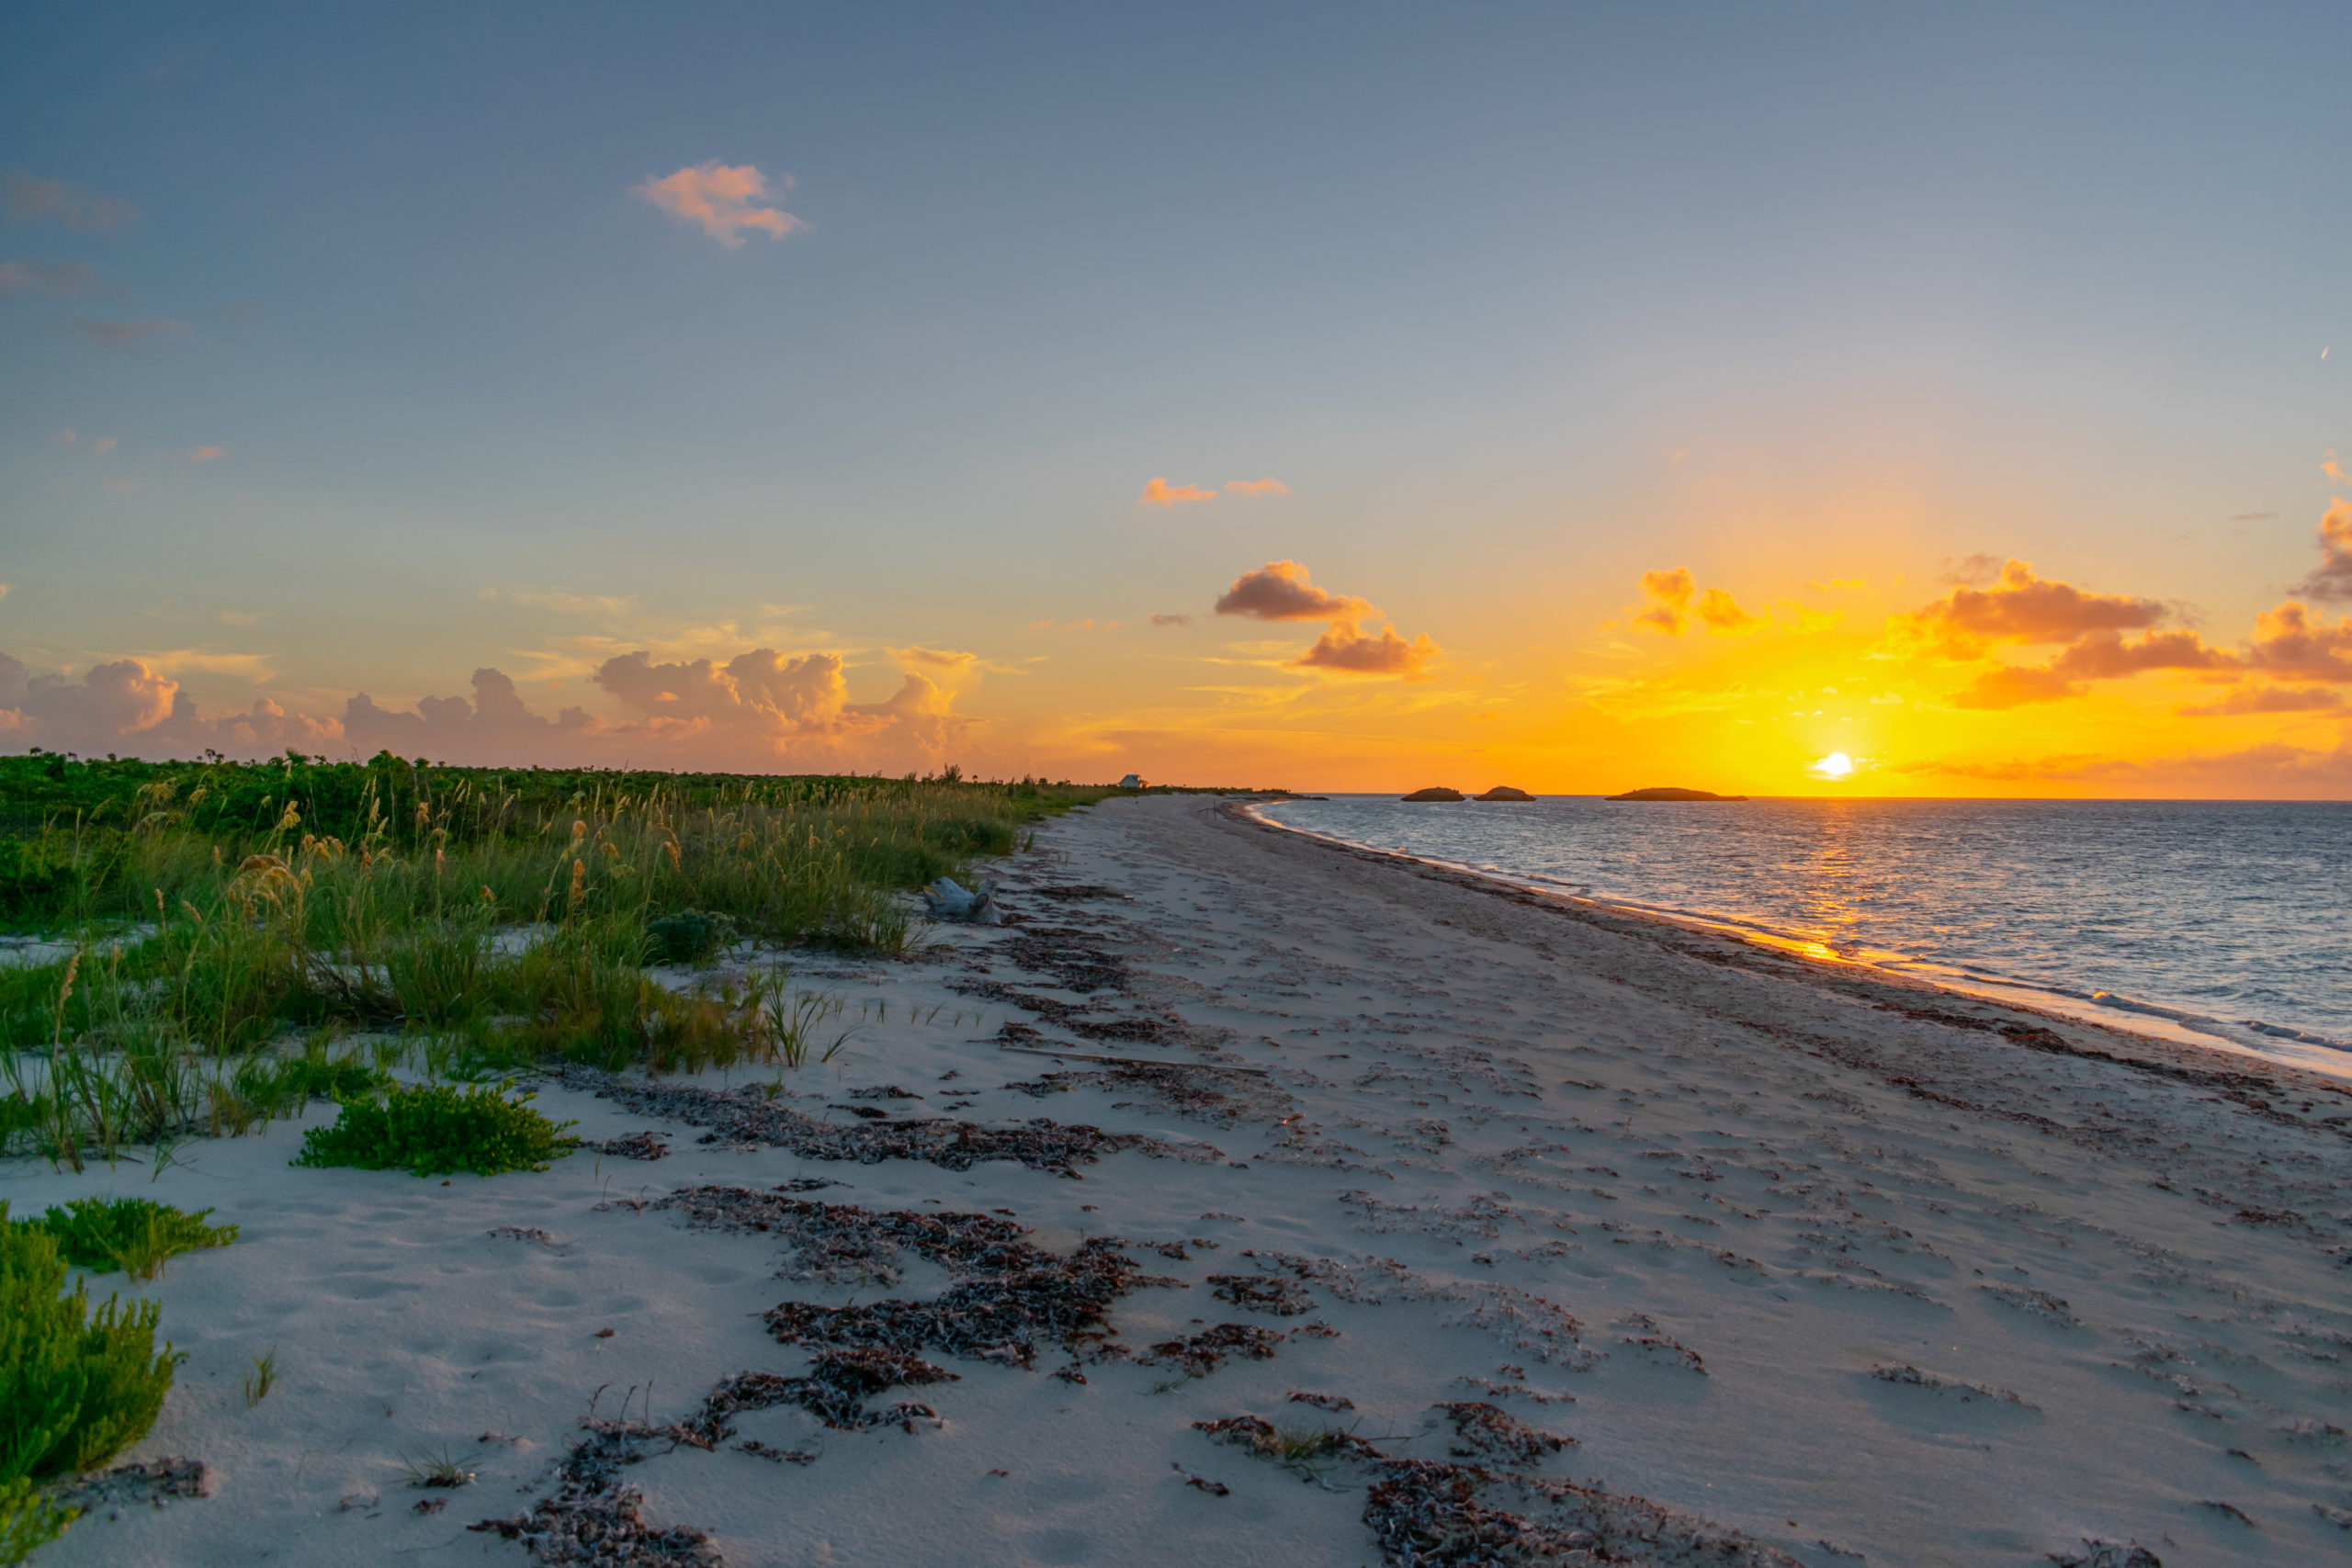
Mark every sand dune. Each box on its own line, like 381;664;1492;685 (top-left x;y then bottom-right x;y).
18;794;2352;1567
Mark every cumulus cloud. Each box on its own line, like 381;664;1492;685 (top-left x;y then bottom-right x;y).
0;260;95;298
1632;568;1756;635
2242;601;2352;681
1216;560;1373;622
1223;478;1290;497
1294;621;1439;676
5;174;136;231
72;317;185;349
1937;553;2005;588
1892;558;2167;658
1149;612;1193;627
593;649;850;730
633;163;804;248
2290;498;2352;603
1139;477;1217;506
2177;685;2345;717
1951;665;2085;709
0;655;339;757
345;668;589;760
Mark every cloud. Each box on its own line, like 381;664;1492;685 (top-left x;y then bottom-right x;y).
1634;568;1694;633
1892;558;2167;658
2048;628;2228;680
1223;478;1290;497
0;260;95;298
2177;685;2345;717
1139;477;1217;506
72;317;185;349
220;610;262;626
90;436;115;456
2289;498;2352;603
488;587;638;616
1937;553;2005;587
346;668;590;759
4;174;136;231
1293;620;1438;676
2324;451;2346;483
1025;618;1119;632
187;446;224;462
1631;569;1756;635
0;654;341;757
2242;600;2352;681
633;163;804;248
1149;612;1193;627
1215;560;1374;622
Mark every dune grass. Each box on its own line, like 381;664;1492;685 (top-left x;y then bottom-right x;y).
1;752;1115;1166
17;1198;238;1281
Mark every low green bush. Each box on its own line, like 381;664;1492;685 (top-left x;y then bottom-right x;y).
23;1199;237;1282
0;1203;184;1561
643;908;738;966
292;1082;578;1178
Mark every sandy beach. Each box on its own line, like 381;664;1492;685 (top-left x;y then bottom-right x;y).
16;793;2352;1568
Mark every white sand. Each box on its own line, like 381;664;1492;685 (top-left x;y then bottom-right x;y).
12;795;2351;1567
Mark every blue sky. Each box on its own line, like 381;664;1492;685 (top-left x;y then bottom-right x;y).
4;3;2348;790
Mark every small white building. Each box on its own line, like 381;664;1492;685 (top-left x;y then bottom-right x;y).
1116;773;1145;789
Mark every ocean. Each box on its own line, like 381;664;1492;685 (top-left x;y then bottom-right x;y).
1254;795;2352;1076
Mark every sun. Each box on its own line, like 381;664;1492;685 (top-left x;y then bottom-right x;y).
1810;751;1855;780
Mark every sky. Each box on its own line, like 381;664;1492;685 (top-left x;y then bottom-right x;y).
4;2;2349;796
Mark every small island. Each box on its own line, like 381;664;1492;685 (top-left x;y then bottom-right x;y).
1400;786;1466;802
1605;786;1748;802
1475;785;1536;801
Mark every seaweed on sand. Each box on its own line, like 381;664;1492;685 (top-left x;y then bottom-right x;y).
1209;1273;1315;1316
553;1064;1139;1175
1140;1323;1285;1377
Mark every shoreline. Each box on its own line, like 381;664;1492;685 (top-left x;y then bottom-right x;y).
15;793;2352;1567
1238;797;2352;1089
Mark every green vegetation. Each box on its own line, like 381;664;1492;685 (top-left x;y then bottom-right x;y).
1;751;1115;1165
16;1199;237;1282
242;1348;277;1408
0;1203;186;1562
292;1081;578;1178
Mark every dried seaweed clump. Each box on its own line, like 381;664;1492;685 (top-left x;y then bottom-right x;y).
1364;1461;1804;1568
1141;1323;1286;1377
1248;1249;1598;1369
1209;1272;1316;1316
657;1185;1031;1287
1052;1062;1296;1127
598;1132;672;1161
469;1420;720;1567
702;1349;957;1433
1429;1402;1570;1462
556;1064;1134;1174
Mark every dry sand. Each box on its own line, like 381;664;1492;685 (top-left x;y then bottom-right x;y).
14;794;2352;1567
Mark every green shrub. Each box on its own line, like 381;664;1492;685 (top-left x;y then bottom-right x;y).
0;1203;182;1519
643;908;738;966
292;1082;577;1178
26;1199;237;1282
0;1475;76;1566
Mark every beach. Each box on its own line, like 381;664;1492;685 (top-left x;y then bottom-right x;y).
17;793;2352;1567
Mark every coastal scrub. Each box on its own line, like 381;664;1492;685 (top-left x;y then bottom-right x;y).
292;1081;578;1178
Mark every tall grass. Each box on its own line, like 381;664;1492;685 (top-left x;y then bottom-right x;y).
1;760;1114;1165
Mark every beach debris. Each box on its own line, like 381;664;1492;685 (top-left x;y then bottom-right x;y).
1870;1363;2035;1408
597;1132;673;1161
1616;1314;1708;1375
847;1084;919;1100
554;1064;1138;1175
1363;1460;1802;1568
1288;1392;1356;1412
1029;884;1129;901
1246;1249;1599;1369
1012;1061;1295;1127
1209;1273;1315;1316
1428;1402;1571;1461
51;1458;211;1515
701;1350;956;1433
1174;1464;1232;1495
1140;1323;1284;1378
489;1225;558;1246
2047;1541;2163;1568
924;877;1001;923
469;1412;723;1567
414;1497;448;1515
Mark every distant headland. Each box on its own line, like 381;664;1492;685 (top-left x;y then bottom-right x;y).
1605;786;1748;802
1400;786;1466;801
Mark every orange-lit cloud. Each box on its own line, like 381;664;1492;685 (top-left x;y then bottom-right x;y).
73;318;185;349
0;260;95;298
1295;621;1439;676
1223;477;1290;497
90;436;115;456
2177;685;2344;717
633;163;805;248
1893;558;2167;657
4;174;136;231
1139;477;1217;506
187;446;224;462
2290;498;2352;603
1633;568;1757;634
2324;450;2346;483
2243;601;2352;680
1215;560;1374;621
1149;612;1193;627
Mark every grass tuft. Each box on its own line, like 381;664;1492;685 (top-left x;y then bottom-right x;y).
292;1081;578;1179
22;1198;238;1282
243;1348;277;1408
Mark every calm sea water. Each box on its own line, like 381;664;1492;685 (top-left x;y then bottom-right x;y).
1257;795;2351;1065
